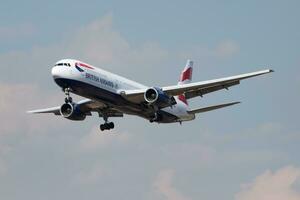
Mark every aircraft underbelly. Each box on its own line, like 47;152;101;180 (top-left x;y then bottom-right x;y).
54;78;179;123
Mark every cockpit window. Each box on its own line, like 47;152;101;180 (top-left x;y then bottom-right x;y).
55;63;71;67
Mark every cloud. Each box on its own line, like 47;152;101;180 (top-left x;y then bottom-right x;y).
0;83;64;176
215;40;240;58
79;126;130;152
235;166;300;200
0;144;12;176
64;14;130;65
0;159;7;176
0;83;63;136
72;163;106;185
178;39;240;62
0;23;36;41
0;15;239;92
64;14;169;80
154;169;190;200
1;14;169;86
161;143;216;168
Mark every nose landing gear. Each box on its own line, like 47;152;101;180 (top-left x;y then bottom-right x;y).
64;88;73;103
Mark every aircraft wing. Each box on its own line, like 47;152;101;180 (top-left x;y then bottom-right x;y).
27;106;61;115
122;69;273;103
27;99;124;117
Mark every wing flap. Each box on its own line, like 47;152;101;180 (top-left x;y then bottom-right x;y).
76;99;107;113
185;80;240;99
98;110;124;117
188;101;240;114
77;99;124;117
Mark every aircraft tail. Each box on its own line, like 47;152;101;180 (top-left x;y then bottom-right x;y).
177;60;193;106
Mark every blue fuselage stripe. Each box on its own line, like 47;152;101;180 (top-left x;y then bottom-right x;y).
54;78;179;123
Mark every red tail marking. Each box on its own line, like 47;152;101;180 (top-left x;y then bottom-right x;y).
178;94;188;105
180;67;193;82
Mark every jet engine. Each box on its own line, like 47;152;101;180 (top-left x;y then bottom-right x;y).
60;103;86;121
144;87;176;108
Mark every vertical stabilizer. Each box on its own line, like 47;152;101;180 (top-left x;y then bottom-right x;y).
179;60;193;84
177;60;193;105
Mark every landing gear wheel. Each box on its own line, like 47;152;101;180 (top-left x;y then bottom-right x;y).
64;97;73;103
100;124;105;131
108;122;114;129
99;122;115;131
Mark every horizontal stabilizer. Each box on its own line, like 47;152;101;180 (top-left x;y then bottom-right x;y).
188;101;240;114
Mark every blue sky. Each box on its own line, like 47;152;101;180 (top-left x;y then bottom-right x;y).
0;1;299;200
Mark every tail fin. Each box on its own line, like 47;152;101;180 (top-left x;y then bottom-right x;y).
177;60;193;105
178;60;193;84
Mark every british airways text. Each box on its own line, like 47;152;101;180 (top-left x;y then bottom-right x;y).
85;73;114;88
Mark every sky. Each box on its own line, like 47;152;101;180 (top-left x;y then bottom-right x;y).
0;0;300;199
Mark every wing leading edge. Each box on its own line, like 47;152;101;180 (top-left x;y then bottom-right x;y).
27;106;61;115
121;69;273;103
27;99;124;118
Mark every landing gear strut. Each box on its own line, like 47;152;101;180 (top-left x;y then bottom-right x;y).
99;115;115;131
64;88;73;103
149;105;160;123
149;112;158;123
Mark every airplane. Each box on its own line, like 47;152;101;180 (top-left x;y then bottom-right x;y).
28;59;273;131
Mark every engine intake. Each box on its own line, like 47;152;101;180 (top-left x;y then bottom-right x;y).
144;87;176;108
60;103;86;121
145;88;159;103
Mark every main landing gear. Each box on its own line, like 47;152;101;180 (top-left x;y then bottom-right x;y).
99;115;115;131
149;105;161;123
100;122;115;131
149;112;158;123
63;87;115;132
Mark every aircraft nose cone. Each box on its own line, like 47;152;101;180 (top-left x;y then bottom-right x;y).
51;66;61;79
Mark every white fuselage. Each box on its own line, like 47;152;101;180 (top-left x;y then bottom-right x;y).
51;59;195;123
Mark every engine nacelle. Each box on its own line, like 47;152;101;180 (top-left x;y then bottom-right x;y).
60;103;86;121
144;87;176;108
